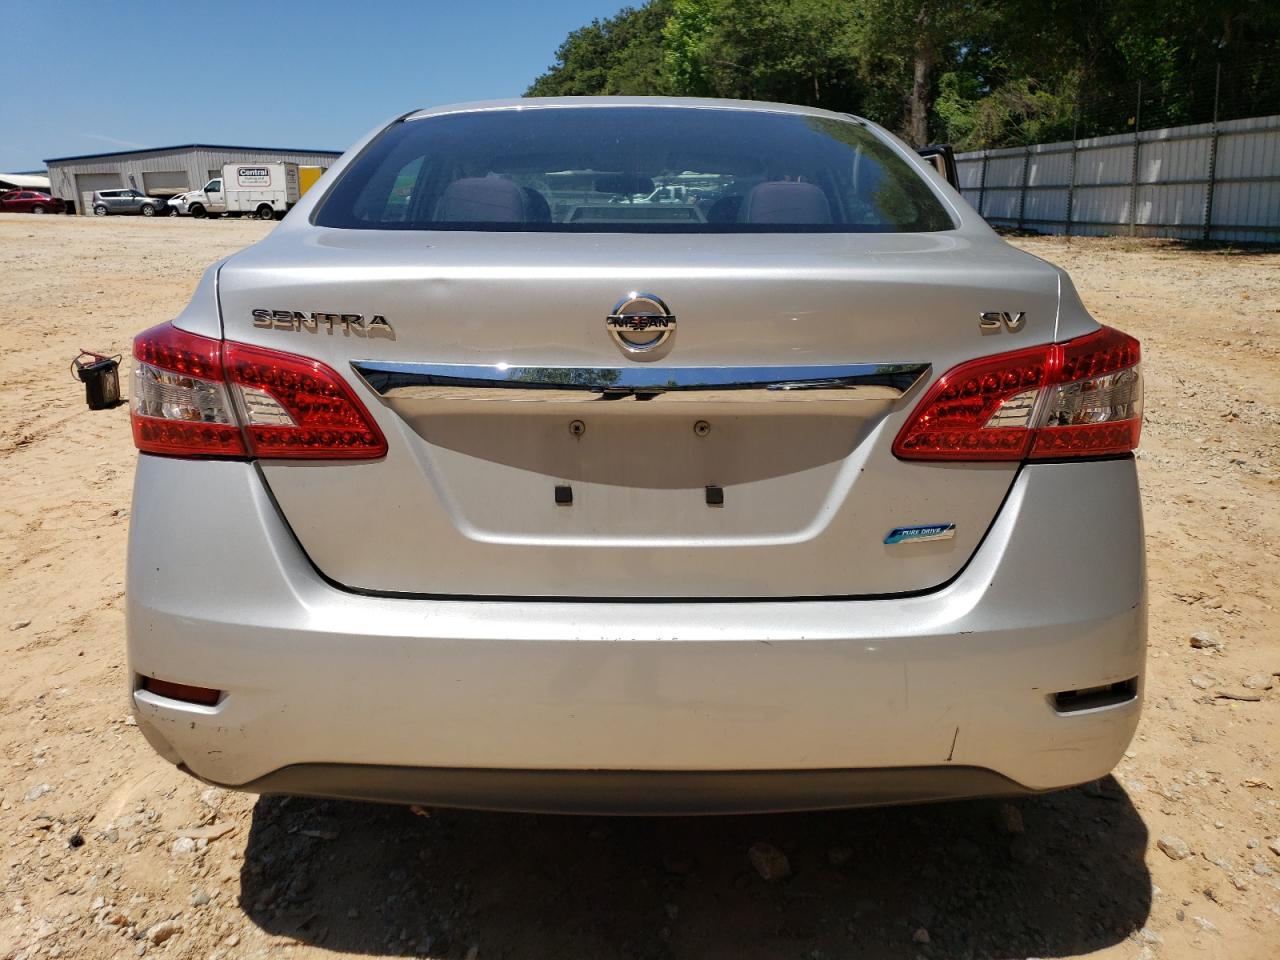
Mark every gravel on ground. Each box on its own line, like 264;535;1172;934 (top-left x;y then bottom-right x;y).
0;214;1276;960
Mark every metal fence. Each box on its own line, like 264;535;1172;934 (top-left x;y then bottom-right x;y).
956;114;1280;242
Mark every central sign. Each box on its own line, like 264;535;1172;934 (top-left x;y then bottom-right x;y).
236;167;271;187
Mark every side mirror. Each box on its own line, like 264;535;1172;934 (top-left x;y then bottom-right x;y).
917;144;958;188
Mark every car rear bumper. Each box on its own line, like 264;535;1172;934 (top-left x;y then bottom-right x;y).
127;455;1145;812
230;764;1033;814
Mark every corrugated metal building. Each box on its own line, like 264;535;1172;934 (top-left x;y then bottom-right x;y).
45;144;342;214
955;114;1280;242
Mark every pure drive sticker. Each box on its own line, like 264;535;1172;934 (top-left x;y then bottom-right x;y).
884;523;956;545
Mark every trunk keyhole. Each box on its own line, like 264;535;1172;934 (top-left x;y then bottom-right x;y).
693;420;711;437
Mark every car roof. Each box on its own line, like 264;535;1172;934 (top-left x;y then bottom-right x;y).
403;96;869;126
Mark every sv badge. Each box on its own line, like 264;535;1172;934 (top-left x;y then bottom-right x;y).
979;311;1026;333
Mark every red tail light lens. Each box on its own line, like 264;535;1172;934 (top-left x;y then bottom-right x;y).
131;323;386;460
223;342;388;459
893;326;1142;462
891;343;1050;461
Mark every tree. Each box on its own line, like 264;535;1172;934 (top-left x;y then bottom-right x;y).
846;0;996;146
935;73;1082;150
663;0;864;107
527;0;1280;149
526;2;673;97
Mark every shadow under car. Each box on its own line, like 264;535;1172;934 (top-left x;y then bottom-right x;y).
238;776;1151;959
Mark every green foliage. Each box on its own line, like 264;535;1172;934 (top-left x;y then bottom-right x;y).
936;73;1082;151
526;2;673;97
662;0;715;96
511;367;622;386
662;0;863;107
526;0;1280;149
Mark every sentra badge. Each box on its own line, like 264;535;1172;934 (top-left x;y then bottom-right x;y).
251;309;394;338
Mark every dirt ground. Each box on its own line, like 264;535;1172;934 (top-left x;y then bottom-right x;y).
0;213;1276;960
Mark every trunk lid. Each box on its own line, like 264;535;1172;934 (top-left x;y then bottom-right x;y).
215;228;1060;598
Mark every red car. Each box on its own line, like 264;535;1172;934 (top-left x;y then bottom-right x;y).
0;190;65;214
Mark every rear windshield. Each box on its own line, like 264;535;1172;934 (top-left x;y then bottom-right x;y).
314;106;955;233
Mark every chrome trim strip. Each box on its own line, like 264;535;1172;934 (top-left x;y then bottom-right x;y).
350;361;931;403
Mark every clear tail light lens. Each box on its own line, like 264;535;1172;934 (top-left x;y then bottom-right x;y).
132;324;245;457
1030;325;1142;458
893;326;1142;462
131;322;386;460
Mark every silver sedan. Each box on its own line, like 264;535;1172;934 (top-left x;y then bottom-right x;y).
126;97;1146;814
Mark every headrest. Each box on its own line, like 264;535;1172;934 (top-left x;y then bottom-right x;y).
436;177;529;222
522;187;552;223
739;181;831;224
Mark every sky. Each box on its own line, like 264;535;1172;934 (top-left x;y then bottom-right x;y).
0;0;631;172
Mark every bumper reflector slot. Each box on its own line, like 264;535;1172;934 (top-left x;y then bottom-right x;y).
1052;677;1137;713
140;676;222;706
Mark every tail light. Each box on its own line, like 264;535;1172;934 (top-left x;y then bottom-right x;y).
132;324;246;457
893;326;1142;461
131;322;386;459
